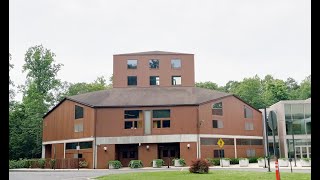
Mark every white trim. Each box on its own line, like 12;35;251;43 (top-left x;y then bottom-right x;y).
96;134;197;144
41;145;45;158
42;137;94;145
95;134;263;145
200;134;263;139
94;140;97;169
234;138;237;158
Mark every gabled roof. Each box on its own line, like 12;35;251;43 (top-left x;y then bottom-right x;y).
43;87;231;118
114;51;193;56
67;87;230;107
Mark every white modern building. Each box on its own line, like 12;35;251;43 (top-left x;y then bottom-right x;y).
261;98;311;159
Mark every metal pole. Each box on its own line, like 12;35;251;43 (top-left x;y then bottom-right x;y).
220;149;223;167
270;113;277;158
291;120;297;167
264;108;271;172
78;142;79;170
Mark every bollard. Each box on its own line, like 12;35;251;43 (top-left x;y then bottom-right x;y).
275;160;281;180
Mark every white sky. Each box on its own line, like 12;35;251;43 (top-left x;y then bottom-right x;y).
10;0;310;101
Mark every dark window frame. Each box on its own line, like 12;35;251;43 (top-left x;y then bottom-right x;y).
149;59;160;69
212;102;223;116
127;76;137;86
244;106;253;118
171;76;181;85
212;120;223;128
127;59;138;69
75;105;84;119
150;76;160;86
171;59;181;69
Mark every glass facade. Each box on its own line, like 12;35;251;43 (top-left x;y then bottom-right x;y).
285;103;311;135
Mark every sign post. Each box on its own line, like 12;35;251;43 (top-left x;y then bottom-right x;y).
217;138;224;167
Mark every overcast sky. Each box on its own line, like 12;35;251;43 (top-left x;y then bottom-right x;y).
10;0;310;101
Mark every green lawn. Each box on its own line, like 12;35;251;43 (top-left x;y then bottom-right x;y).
95;170;310;180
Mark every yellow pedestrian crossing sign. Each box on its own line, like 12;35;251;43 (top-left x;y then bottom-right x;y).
217;138;224;148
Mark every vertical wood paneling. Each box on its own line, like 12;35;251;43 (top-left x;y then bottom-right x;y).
43;100;95;141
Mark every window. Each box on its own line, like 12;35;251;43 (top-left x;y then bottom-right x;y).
74;154;82;158
162;120;170;128
124;110;142;129
236;139;263;145
212;102;223;115
171;76;181;85
79;141;93;149
122;151;128;158
127;76;137;86
246;149;256;157
66;141;92;150
153;120;170;128
153;110;170;118
213;120;223;128
200;138;234;145
150;76;160;85
214;149;224;158
127;60;137;69
124;110;141;119
244;106;253;118
171;59;181;69
74;123;83;132
163;150;168;157
149;59;159;69
245;122;254;130
75;105;84;119
153;120;161;128
125;121;133;129
129;151;135;158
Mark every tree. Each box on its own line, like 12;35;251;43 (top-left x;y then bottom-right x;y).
10;45;63;159
195;81;224;91
231;75;266;109
224;80;240;93
9;53;15;106
56;76;112;102
296;75;311;100
263;79;289;106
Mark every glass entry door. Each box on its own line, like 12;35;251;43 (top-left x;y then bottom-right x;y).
295;146;311;159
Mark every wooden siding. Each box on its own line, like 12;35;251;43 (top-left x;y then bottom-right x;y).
43;100;95;141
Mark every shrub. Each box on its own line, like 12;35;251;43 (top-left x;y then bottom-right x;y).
206;158;220;166
79;160;88;168
128;160;143;168
38;159;46;168
230;158;239;164
189;159;210;174
249;157;258;163
9;159;29;169
171;158;186;166
222;158;231;161
152;159;165;167
301;158;311;162
50;159;56;169
108;160;122;169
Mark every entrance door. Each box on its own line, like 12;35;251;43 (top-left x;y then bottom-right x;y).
295;146;311;159
158;143;179;166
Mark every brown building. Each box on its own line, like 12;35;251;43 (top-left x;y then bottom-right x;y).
42;51;264;169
